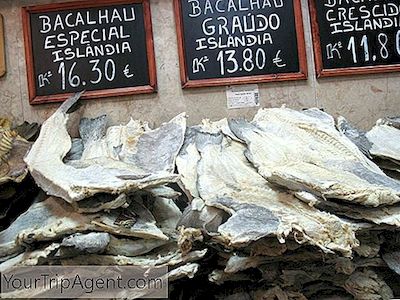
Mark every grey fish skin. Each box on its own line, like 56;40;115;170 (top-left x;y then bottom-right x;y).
64;138;83;162
0;197;95;259
24;92;184;203
367;122;400;165
177;121;359;256
337;116;372;159
382;252;400;276
229;107;400;207
59;232;110;256
79;115;107;146
122;118;186;174
378;116;400;129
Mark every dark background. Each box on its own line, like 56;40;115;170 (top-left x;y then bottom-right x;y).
180;0;300;81
315;0;400;70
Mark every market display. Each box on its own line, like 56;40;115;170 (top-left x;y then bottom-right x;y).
1;95;400;299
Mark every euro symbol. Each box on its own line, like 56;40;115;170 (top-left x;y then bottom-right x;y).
273;50;287;68
124;65;134;78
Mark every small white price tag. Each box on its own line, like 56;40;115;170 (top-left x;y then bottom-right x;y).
226;84;260;109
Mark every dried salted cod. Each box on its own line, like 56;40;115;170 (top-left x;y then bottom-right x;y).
382;252;400;275
0;243;60;273
13;121;40;142
0;197;96;259
92;195;168;240
58;232;171;258
106;235;170;257
59;247;208;267
296;191;400;227
367;120;400;163
25;93;184;202
177;124;359;256
99;112;187;173
176;119;240;200
229;107;400;207
169;263;199;281
0;130;31;184
72;193;130;213
176;127;201;198
344;269;394;300
337;116;372;158
379;116;400;129
64;138;83;161
79;115;108;160
208;270;255;285
58;232;110;256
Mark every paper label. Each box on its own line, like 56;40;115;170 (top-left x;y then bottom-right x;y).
226;84;260;109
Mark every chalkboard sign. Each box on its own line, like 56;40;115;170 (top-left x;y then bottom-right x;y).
22;0;157;104
310;0;400;77
173;0;308;88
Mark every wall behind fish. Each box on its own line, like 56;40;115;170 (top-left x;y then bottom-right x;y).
0;0;398;130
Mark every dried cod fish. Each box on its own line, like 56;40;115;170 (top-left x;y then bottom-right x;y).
25;93;185;202
177;124;359;256
59;232;110;256
337;116;372;158
367;120;400;163
377;116;400;129
168;263;200;281
176;127;201;199
106;235;170;257
382;252;400;275
0;129;31;184
229;107;400;207
0;243;60;273
0;197;95;259
13;121;40;142
59;247;208;267
1;194;173;259
72;193;130;213
296;191;400;227
91;197;169;240
344;269;394;300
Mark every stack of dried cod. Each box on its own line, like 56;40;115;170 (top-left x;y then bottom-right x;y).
1;94;399;299
1;94;204;299
176;108;400;299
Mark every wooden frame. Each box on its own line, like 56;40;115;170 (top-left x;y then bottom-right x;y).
22;0;157;105
0;15;6;78
173;0;308;88
309;0;400;78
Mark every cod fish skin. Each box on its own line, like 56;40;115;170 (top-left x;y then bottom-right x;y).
59;247;208;267
296;191;400;227
177;123;359;257
0;197;96;259
367;121;400;163
59;232;110;256
382;252;400;276
229;107;400;207
24;93;184;202
58;231;171;258
337;116;372;159
91;197;169;240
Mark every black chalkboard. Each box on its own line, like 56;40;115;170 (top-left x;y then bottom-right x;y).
22;0;157;104
310;0;400;77
174;0;307;88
